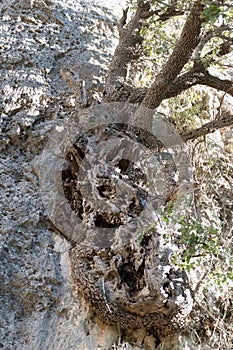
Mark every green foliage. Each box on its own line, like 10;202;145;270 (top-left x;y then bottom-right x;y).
201;3;221;24
161;200;233;284
168;89;208;132
162;205;216;268
201;0;233;24
171;215;219;271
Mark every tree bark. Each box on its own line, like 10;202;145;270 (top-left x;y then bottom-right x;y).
140;1;204;109
181;114;233;141
105;2;155;94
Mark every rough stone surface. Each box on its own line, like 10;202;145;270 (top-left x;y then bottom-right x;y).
0;1;121;349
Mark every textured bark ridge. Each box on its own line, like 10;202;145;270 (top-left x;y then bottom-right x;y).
58;104;193;341
70;238;192;339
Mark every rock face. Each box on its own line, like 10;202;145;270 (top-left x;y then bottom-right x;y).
0;1;121;349
0;1;223;350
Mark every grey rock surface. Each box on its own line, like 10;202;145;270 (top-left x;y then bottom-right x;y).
0;1;120;349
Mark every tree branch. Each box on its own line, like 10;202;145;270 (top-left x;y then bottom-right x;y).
140;1;205;109
158;2;184;22
160;66;233;100
103;1;233;143
104;1;185;100
104;68;200;104
193;26;232;62
104;61;233;115
197;70;233;96
105;2;155;95
104;65;233;104
181;115;233;142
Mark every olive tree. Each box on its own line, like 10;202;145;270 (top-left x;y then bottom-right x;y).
47;1;233;348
